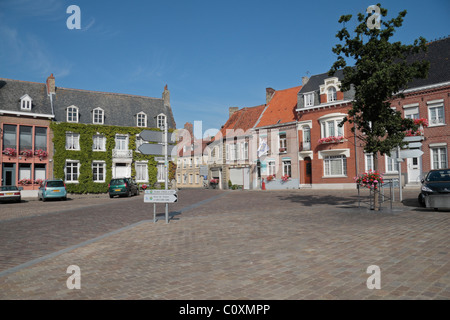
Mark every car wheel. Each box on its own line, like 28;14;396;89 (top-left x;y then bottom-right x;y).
109;194;113;198
62;196;67;201
42;196;46;202
136;189;140;196
128;190;132;197
418;194;426;207
16;197;21;203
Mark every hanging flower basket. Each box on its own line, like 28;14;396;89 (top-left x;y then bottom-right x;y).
318;136;345;144
2;148;17;157
354;171;384;190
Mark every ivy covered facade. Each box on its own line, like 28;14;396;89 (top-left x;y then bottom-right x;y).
0;74;177;194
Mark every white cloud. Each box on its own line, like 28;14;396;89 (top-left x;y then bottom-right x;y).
0;24;72;79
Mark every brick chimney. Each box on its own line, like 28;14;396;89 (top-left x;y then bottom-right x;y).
162;84;170;108
266;87;275;104
46;74;55;95
229;107;239;118
184;122;194;137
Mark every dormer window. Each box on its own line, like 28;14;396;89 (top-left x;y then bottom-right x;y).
93;108;104;124
137;112;147;127
157;114;166;130
20;94;32;111
327;87;337;102
67;106;79;123
304;93;314;107
319;77;342;104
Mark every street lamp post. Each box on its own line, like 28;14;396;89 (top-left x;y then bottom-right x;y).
164;115;169;223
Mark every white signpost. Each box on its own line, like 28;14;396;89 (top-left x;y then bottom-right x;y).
139;117;176;223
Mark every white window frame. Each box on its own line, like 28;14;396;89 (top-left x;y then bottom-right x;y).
282;160;292;178
268;160;276;176
136;161;149;182
365;153;374;172
427;100;445;126
327;87;337;102
157;114;166;130
157;162;166;182
279;134;287;153
304;92;314;107
243;142;249;160
115;134;128;151
65;132;80;151
324;155;347;177
92;161;106;183
65;160;80;183
385;153;399;173
67;106;79;123
320;118;344;138
404;106;419;120
20;94;32;111
431;146;448;169
137;112;147;128
92;134;106;151
92;108;104;124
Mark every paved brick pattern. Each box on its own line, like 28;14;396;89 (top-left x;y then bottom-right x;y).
0;188;449;300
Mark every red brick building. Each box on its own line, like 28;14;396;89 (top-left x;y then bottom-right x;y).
297;37;449;189
0;78;55;196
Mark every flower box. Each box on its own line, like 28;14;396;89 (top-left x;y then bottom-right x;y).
34;149;48;158
279;148;287;153
20;149;34;157
2;148;17;157
318;136;345;145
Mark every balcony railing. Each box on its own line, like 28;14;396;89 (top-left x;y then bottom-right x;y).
299;142;311;151
112;149;132;158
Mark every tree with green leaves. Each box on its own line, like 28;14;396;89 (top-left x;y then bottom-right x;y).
329;3;429;209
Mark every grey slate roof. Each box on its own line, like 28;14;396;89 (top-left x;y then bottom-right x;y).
0;78;54;116
406;37;450;89
297;37;449;109
0;78;176;129
53;87;176;129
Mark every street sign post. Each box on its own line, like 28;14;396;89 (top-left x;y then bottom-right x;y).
139;119;175;223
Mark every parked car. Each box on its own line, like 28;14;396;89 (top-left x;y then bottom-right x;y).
108;178;139;198
0;186;22;203
418;169;450;207
38;179;67;202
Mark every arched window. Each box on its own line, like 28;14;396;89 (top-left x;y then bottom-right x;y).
327;87;337;102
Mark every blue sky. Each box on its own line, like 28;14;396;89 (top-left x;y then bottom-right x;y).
1;0;449;137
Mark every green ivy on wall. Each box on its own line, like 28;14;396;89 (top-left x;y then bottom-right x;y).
50;122;175;194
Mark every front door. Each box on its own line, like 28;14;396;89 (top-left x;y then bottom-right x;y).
2;163;16;186
407;157;421;183
304;157;312;184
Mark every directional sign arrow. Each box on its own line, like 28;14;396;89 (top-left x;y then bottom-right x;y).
399;149;424;159
138;143;176;156
145;189;177;195
144;194;178;203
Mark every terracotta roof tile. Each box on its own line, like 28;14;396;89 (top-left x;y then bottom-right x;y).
215;104;266;140
256;86;301;128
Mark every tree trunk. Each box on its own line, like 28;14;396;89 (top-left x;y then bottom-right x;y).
373;152;380;211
